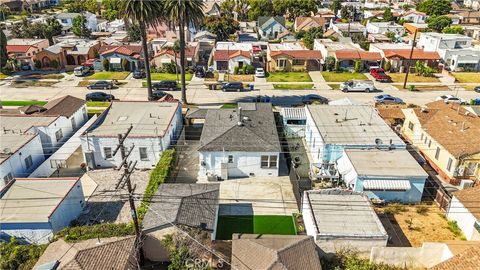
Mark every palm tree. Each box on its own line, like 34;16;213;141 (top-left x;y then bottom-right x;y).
120;0;163;100
163;0;205;104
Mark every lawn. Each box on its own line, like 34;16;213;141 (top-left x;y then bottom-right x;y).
41;74;64;80
149;73;193;81
86;101;111;107
388;73;439;83
266;72;312;82
452;72;480;83
85;72;130;80
320;72;367;82
0;73;8;80
404;85;450;91
273;84;314;90
216;215;297;240
375;204;465;247
327;83;341;90
221;103;237;109
0;100;47;107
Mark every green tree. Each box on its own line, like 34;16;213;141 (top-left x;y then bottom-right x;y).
354;60;361;72
330;0;342;16
442;26;465;34
72;15;91;38
284;0;318;20
0;29;7;68
383;8;393;22
120;0;163;101
126;23;141;42
325;56;336;71
416;0;451;16
427;15;452;32
83;0;98;13
0;4;10;21
51;59;59;69
202;15;239;41
247;0;273;21
384;60;391;71
43;17;63;45
163;0;205;104
0;238;47;270
102;0;119;21
302;27;323;49
385;31;396;42
65;0;84;12
102;58;110;71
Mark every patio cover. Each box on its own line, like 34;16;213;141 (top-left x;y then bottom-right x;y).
363;179;411;191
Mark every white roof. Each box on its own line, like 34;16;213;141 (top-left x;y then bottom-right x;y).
363;179;411;190
269;42;305;51
370;43;411;50
421;32;471;40
216;42;252;51
314;39;358;51
0;178;80;223
281;107;306;120
7;39;47;46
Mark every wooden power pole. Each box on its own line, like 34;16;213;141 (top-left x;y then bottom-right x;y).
403;29;418;89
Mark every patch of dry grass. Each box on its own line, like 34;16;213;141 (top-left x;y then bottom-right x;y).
388;73;440;83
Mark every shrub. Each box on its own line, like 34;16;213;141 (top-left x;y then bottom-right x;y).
416;205;429;215
161;62;176;74
383;60;391;72
51;59;59;69
34;60;41;69
56;223;134;242
137;149;176;221
242;65;247;74
354;60;361;73
0;237;47;270
325;56;336;71
233;65;239;75
383;203;407;215
102;59;110;71
246;64;255;74
447;220;465;238
334;61;340;72
409;85;416;91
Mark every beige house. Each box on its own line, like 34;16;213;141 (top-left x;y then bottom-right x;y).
402;101;480;185
267;43;322;72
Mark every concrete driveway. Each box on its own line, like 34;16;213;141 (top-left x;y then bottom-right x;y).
218;176;298;216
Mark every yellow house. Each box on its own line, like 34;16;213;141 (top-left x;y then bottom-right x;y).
267;43;322;72
402;101;480;185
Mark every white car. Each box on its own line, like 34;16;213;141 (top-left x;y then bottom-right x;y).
255;68;265;77
340;80;376;93
436;95;465;104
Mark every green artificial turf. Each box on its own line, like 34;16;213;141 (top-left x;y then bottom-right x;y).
216;215;297;240
0;100;47;106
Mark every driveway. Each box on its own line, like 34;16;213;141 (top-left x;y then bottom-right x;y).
169;126;201;184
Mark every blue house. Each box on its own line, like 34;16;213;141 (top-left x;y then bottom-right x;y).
258;16;287;40
337;149;427;203
98;45;144;71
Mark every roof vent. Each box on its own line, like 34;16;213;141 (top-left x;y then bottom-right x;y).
420;107;428;113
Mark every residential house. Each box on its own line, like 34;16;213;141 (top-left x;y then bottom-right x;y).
369;43;440;72
305;105;405;167
276;30;297;42
447;185;480;241
302;189;388;255
96;19;125;33
403;22;429;34
364;10;400;21
402;101;480;184
464;25;480;40
193;30;217;41
294;16;327;32
198;103;281;180
465;0;480;10
333;50;382;70
80;101;182;170
55;12;97;33
35;39;100;70
330;22;367;37
366;21;405;36
281;107;307;137
0;96;88;187
142;183;219;261
33;236;137;269
314;38;360;59
0;177;84;244
258;16;287;40
231;234;322;270
202;0;221;16
147;23;196;42
151;42;199;69
6;39;49;69
458;10;480;24
418;32;480;71
211;42;253;72
368;33;392;43
336;149;427;203
401;11;427;23
267;43;322;72
430;243;480;270
364;0;390;9
98;45;143;71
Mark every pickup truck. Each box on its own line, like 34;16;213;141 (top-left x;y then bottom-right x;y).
370;68;391;82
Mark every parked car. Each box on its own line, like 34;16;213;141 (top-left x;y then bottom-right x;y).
302;94;328;105
87;80;114;90
222;82;244;92
340;80;376;93
151;90;173;101
86;92;115;101
436;95;465;104
195;66;205;78
132;70;146;79
255;68;265;78
252;95;271;103
374;94;404;104
471;98;480;105
370;68;391;82
20;64;31;71
474;86;480;93
74;66;90;77
152;80;178;91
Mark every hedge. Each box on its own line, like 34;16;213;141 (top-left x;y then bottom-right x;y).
137;149;176;221
56;223;135;242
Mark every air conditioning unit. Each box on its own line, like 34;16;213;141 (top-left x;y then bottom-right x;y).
459;180;474;190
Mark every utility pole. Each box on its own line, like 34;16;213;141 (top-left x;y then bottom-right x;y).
403;29;418;89
113;125;144;266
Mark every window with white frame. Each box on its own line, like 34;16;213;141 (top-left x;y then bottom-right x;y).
261;155;277;168
104;147;113;159
447;158;453;172
139;147;148;160
277;59;287;68
25;155;33;169
3;173;13;186
55;129;63;142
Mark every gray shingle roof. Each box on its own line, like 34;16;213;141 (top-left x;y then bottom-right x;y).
142;183;220;233
198;103;281;152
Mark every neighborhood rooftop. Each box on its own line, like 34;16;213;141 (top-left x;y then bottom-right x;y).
86;101;179;137
0;134;38;163
306;105;405;146
0;114;58;132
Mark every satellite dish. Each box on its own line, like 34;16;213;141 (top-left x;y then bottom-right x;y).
375;138;383;145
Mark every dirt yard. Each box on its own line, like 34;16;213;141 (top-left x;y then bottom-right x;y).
375;204;465;247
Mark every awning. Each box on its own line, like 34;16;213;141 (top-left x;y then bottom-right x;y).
110;57;121;64
363;180;411;191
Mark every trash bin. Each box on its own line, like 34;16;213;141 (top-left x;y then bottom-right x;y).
249;84;254;91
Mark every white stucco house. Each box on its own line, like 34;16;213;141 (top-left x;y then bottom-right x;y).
258;16;287;40
55;12;98;33
400;11;427;24
198;103;281;180
80;101;182;169
96;19;125;33
417;32;480;71
0;96;87;188
447;185;480;240
366;21;405;36
0;177;84;244
211;42;253;73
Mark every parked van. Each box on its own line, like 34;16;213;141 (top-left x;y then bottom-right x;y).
74;66;90;77
340;80;375;93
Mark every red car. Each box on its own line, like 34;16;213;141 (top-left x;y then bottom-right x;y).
370;68;391;82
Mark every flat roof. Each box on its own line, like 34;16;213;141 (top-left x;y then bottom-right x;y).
215;42;252;51
87;101;179;137
314;39;358;51
422;32;471;40
0;134;38;164
306;189;387;237
0;115;58;132
269;42;305;51
0;178;79;223
307;105;405;146
344;149;428;177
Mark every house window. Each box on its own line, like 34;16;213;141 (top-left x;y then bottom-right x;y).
269;155;277;168
424;136;428;144
261;155;277;168
71;116;76;129
139;147;148;160
428;139;432;148
277;59;287;68
3;173;13;186
104;147;113;159
292;59;305;65
261;155;269;167
228;155;234;163
55;129;63;142
25;155;33;169
420;133;424;141
447;158;453;172
435;147;440;160
466;162;478;176
408;121;414;131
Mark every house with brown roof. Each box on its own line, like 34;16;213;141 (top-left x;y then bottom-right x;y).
334;50;382;71
212;50;252;73
231;234;322;270
430;242;480;270
151;42;199;69
370;43;440;72
99;45;143;71
402;101;480;185
294;16;327;32
446;185;480;240
267;42;322;72
6;39;49;70
35;39;100;70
